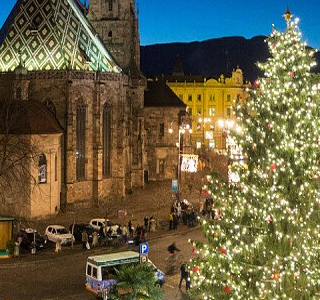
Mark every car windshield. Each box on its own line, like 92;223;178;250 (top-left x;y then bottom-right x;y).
56;228;69;234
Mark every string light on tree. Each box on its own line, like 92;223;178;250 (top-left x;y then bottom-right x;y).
188;10;320;300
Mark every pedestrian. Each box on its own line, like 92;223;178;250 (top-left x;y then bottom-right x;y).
99;225;105;246
122;224;128;243
128;220;133;237
92;231;99;247
179;262;189;290
173;212;178;230
55;237;62;253
116;225;122;236
144;216;149;232
176;202;182;221
149;216;156;232
169;212;173;230
81;229;89;249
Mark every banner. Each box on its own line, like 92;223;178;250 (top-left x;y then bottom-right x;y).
181;154;198;173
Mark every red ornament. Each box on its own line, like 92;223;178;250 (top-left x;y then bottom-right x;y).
201;190;209;196
272;273;280;280
268;216;273;223
270;163;277;172
214;231;218;237
223;286;232;293
220;247;227;254
230;274;235;278
193;266;199;272
253;81;260;88
290;71;295;78
192;246;197;254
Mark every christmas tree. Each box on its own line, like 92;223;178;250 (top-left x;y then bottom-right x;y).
189;11;320;300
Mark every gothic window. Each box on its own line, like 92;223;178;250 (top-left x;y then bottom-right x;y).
227;106;232;118
157;159;165;174
188;94;192;102
109;0;113;11
227;94;231;102
44;99;57;116
197;94;201;102
103;103;112;177
38;154;47;184
108;31;113;38
76;100;86;181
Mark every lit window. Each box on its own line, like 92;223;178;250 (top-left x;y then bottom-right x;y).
227;107;232;117
38;154;47;184
209;106;215;116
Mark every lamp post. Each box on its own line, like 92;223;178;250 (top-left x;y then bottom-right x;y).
169;120;192;188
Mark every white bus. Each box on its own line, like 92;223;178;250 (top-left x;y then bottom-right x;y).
85;250;165;299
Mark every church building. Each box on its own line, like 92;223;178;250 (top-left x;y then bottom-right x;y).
0;0;146;218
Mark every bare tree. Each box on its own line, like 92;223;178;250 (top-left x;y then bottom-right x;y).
0;99;39;214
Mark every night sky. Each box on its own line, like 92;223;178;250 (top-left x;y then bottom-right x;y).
0;0;319;49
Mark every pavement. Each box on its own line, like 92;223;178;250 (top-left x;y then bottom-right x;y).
0;180;203;267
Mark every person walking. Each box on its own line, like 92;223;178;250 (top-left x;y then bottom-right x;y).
81;229;89;249
128;220;133;237
179;262;189;290
149;216;156;232
122;224;128;243
99;225;105;246
144;216;149;232
55;237;62;253
169;212;173;230
92;231;99;247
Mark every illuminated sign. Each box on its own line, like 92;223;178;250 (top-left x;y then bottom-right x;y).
181;154;198;173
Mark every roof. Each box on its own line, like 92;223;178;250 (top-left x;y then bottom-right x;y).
144;80;187;108
0;216;14;221
0;0;120;73
0;100;64;135
87;251;140;267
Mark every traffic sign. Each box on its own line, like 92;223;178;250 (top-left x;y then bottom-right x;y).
172;179;178;191
139;242;149;255
140;255;148;263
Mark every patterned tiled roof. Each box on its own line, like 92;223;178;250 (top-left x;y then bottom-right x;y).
0;0;121;73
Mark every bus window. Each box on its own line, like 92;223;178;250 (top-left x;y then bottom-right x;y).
102;266;117;280
87;265;92;276
92;267;97;279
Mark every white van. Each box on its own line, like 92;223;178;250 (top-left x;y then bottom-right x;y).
85;250;165;299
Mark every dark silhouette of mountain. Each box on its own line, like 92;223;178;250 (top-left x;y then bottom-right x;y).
140;36;320;82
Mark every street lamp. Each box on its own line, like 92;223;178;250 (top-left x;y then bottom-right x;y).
169;120;192;185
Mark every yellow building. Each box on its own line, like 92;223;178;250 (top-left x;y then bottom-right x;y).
165;67;249;151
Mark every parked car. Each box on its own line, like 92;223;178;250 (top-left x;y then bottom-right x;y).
17;228;47;251
89;218;120;236
69;223;99;243
45;225;75;245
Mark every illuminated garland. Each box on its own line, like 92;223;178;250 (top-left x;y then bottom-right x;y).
189;15;320;300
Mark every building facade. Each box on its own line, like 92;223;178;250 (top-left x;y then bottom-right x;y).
144;79;187;181
165;67;249;151
0;0;145;218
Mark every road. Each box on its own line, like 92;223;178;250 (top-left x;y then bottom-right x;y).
0;227;205;300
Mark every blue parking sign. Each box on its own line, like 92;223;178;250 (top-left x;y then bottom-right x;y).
139;242;149;255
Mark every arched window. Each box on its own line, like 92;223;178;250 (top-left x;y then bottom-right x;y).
108;31;112;38
103;102;112;177
109;0;113;11
38;154;47;183
76;100;86;181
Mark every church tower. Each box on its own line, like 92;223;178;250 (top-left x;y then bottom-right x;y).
87;0;141;74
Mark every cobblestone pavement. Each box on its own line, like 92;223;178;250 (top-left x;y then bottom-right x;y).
16;180;203;239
